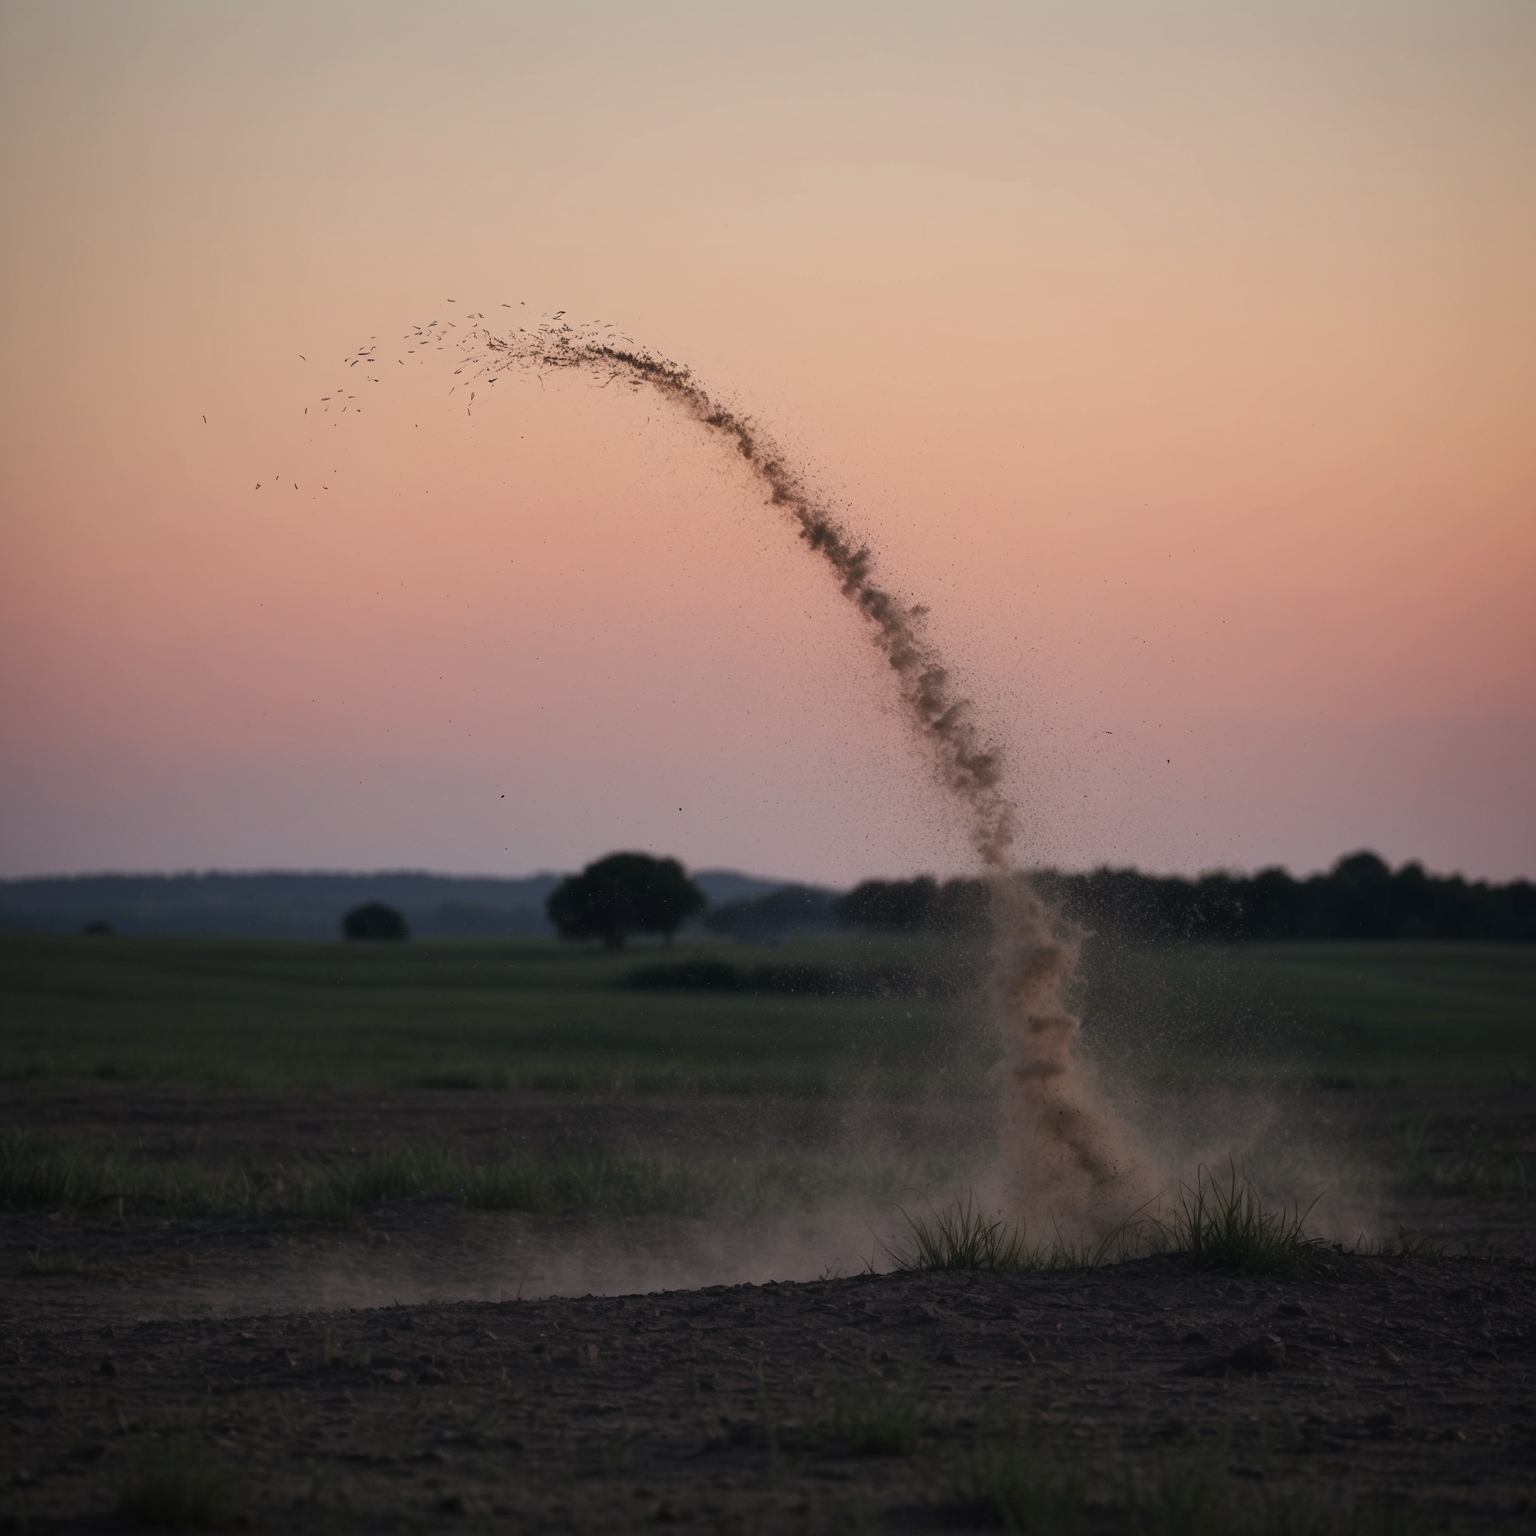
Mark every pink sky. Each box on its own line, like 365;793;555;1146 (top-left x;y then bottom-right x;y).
2;2;1533;884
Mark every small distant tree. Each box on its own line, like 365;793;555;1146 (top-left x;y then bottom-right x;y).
342;902;410;941
547;853;706;950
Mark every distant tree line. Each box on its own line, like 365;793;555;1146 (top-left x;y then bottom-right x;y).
703;885;839;941
0;871;564;939
47;850;1521;948
835;852;1536;942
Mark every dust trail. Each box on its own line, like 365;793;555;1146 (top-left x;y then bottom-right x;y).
447;314;1153;1230
987;879;1158;1230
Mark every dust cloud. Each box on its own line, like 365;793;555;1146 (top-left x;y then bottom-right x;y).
432;313;1157;1237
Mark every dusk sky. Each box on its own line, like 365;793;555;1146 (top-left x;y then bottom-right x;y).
2;1;1532;885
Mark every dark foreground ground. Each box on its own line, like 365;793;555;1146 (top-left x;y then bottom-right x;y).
3;1086;1533;1533
4;1251;1533;1533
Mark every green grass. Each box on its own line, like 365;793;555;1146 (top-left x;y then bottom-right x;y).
1082;940;1536;1087
0;933;1531;1094
0;1129;963;1223
0;933;980;1096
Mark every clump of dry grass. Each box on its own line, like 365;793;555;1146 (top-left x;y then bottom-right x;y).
880;1194;1040;1272
1165;1163;1327;1277
880;1192;1143;1274
883;1166;1328;1278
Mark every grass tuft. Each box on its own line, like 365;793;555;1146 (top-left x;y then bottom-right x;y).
945;1440;1086;1532
826;1374;924;1457
21;1248;86;1276
0;1131;127;1211
881;1192;1137;1274
882;1194;1037;1272
884;1171;1327;1278
1164;1163;1326;1277
116;1435;246;1530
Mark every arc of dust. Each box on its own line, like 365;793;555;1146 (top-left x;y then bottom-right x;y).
472;315;1014;868
331;309;1157;1232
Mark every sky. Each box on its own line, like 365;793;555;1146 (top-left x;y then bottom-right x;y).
1;0;1532;886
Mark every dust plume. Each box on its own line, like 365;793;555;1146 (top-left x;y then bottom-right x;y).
986;879;1159;1231
440;313;1151;1231
461;317;1013;864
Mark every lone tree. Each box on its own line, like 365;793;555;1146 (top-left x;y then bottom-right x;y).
342;902;410;941
546;852;706;950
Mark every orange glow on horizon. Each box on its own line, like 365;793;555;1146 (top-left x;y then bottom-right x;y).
2;3;1532;882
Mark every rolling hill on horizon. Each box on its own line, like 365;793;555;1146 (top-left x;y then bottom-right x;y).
0;869;796;940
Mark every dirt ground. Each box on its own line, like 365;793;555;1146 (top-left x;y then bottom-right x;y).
0;1082;961;1166
2;1086;1533;1532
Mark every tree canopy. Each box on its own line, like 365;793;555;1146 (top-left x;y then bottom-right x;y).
546;852;706;949
835;853;1536;942
341;902;410;941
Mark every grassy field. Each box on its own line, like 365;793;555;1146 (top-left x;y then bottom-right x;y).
1;932;1532;1094
0;933;977;1096
1083;939;1536;1087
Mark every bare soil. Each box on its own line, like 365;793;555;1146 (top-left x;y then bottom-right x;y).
2;1087;1533;1532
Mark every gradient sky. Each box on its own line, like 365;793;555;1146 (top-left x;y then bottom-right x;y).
1;1;1532;885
